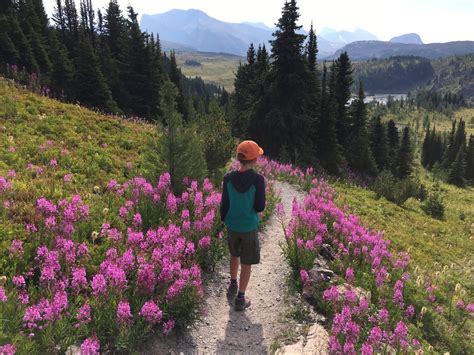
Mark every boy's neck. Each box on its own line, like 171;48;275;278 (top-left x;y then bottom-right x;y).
239;166;253;172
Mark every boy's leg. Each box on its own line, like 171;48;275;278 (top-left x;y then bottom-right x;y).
238;264;252;293
230;256;240;280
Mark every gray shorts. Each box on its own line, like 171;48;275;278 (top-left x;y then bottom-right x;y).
227;228;260;265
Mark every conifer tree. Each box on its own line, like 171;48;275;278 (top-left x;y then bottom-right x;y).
232;44;258;138
447;145;466;187
73;34;118;112
370;114;389;172
319;62;345;175
333;51;354;149
159;81;207;193
348;83;377;175
264;0;313;164
123;6;149;117
306;22;318;73
169;50;189;120
466;135;474;183
421;123;431;168
387;119;400;174
397;127;413;178
48;29;74;98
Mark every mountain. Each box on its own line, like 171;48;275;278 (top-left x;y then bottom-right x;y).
319;27;378;44
328;40;474;60
140;9;274;56
140;9;352;56
390;33;424;45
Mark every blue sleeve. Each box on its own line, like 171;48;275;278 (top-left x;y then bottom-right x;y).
220;174;230;221
254;174;266;213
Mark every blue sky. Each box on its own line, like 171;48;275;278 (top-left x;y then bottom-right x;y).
43;0;474;43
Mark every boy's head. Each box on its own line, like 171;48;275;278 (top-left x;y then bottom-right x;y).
237;140;264;168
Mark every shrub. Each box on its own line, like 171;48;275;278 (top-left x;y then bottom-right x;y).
372;170;423;206
421;186;445;219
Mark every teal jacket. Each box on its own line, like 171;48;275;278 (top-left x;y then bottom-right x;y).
220;169;266;233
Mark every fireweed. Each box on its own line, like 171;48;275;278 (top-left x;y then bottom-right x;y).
0;171;228;353
269;161;473;353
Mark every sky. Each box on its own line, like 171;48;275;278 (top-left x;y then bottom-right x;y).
42;0;474;43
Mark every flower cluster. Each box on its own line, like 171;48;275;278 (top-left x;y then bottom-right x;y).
0;171;224;353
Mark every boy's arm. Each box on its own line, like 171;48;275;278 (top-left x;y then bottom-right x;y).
220;174;230;221
254;174;266;212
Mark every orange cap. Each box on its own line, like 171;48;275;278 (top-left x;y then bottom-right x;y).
237;140;264;160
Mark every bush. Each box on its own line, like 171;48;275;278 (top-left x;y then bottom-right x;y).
372;170;423;205
421;185;445;219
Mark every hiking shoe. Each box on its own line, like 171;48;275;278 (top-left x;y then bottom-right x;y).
235;297;251;311
227;283;238;298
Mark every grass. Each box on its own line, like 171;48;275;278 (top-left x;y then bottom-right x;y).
333;177;473;273
175;52;243;91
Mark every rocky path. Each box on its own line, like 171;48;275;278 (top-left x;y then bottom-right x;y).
143;181;329;354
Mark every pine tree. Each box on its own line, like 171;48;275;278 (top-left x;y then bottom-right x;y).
263;0;313;164
146;33;164;119
466;135;474;183
348;83;377;175
370;114;389;172
0;15;20;69
397;127;413;179
73;35;118;112
387;119;400;174
333;51;354;149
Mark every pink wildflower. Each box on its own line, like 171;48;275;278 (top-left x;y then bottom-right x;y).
140;301;162;325
81;337;100;355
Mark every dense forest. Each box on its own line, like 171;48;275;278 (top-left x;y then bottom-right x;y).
0;0;227;122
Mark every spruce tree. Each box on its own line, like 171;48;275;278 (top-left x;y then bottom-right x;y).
306;22;318;73
370;114;389;172
387;119;400;174
319;62;345;175
232;44;258;138
264;0;313;164
73;35;118;112
421;123;431;168
348;83;377;175
48;29;74;98
397;127;413;178
447;145;466;187
333;51;354;149
169;50;189;120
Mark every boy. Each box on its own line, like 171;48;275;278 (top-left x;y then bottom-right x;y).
220;140;266;311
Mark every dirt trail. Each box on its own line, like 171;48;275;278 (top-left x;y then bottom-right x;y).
143;181;316;354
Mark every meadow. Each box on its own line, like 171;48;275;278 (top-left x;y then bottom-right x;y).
1;78;473;353
174;52;243;91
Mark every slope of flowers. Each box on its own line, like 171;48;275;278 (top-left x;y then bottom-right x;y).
264;159;473;354
0;170;228;353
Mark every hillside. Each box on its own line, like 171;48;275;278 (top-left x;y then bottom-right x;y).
353;56;434;94
329;40;474;60
0;78;158;195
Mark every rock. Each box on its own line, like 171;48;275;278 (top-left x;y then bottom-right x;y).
276;323;329;355
320;244;335;261
337;283;371;301
65;345;81;355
